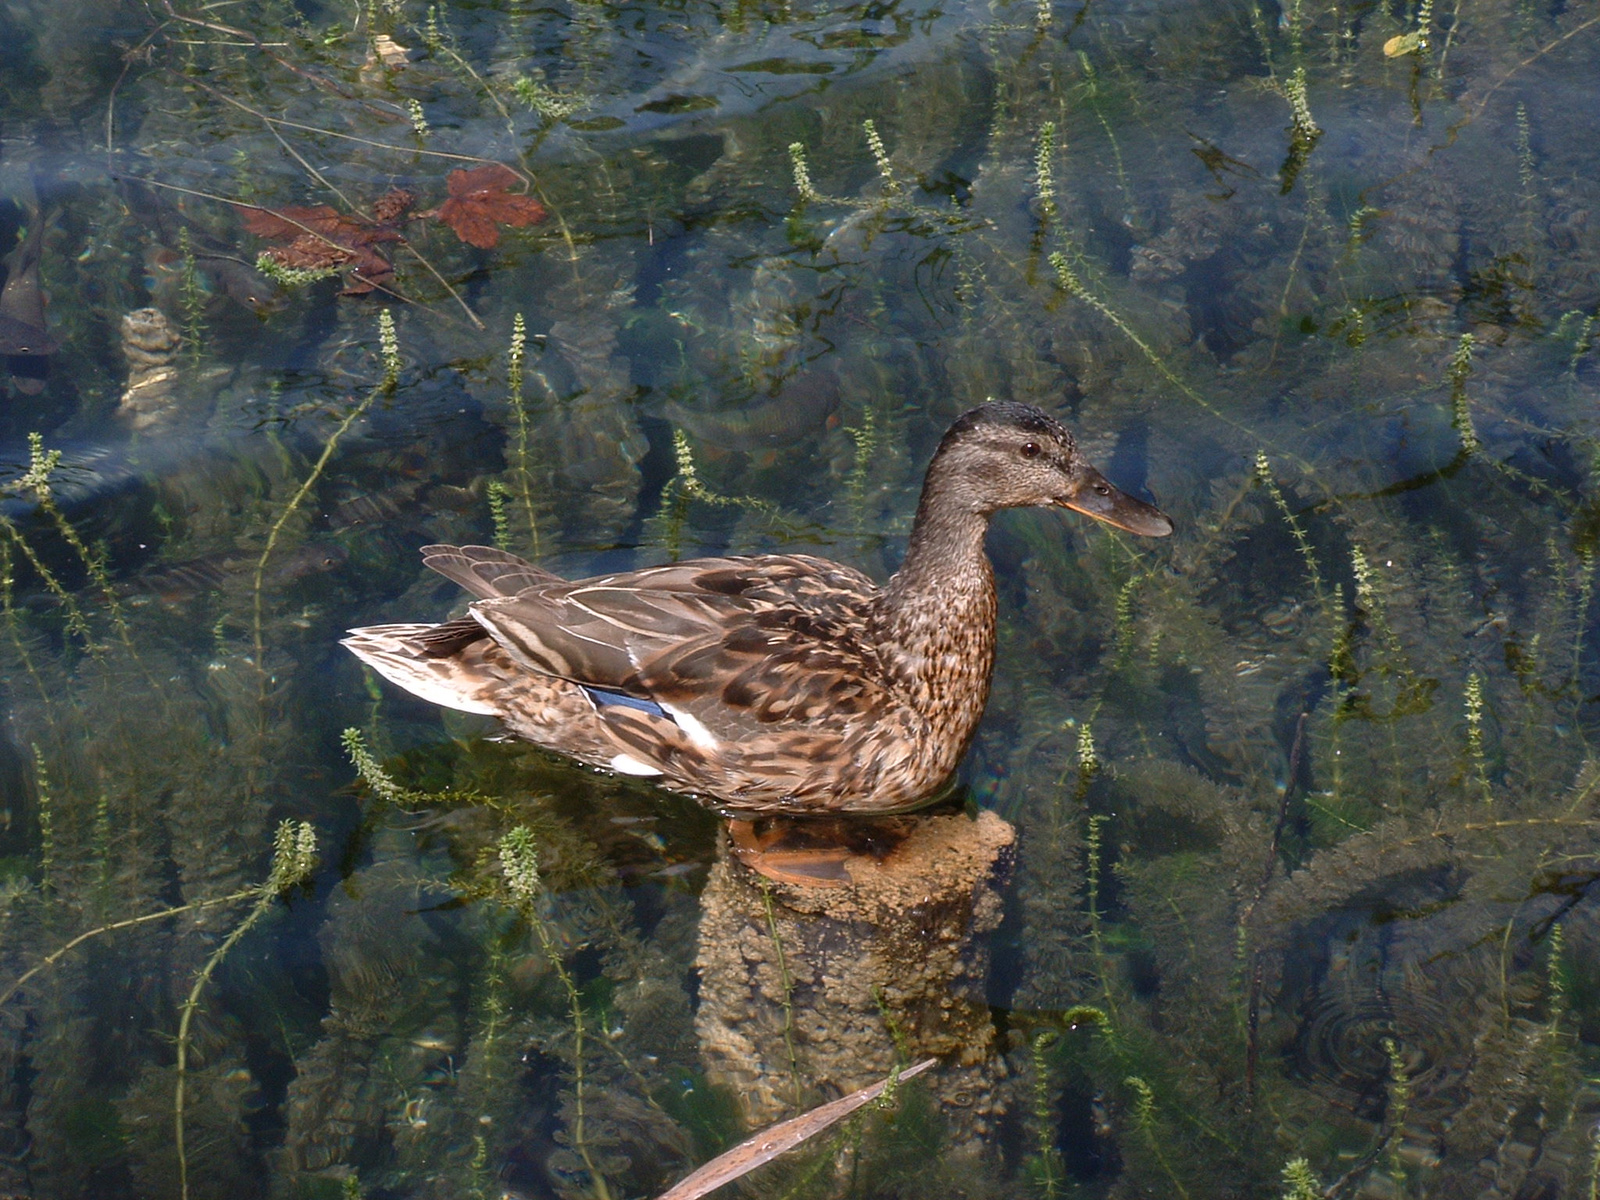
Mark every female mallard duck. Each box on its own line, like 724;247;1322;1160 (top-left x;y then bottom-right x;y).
343;402;1171;815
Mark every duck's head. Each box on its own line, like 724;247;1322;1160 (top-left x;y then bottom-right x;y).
931;401;1173;537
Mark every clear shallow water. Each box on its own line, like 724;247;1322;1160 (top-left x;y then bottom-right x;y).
1;0;1599;1196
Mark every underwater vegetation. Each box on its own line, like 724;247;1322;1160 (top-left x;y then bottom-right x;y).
0;0;1598;1196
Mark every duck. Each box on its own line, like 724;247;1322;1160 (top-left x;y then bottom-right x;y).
342;401;1172;816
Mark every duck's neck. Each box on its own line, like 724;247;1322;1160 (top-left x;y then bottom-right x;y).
875;477;999;746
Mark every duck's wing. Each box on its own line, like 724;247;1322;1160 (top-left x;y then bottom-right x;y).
421;544;562;599
468;554;890;736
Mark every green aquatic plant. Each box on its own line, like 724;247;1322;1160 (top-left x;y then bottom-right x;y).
761;882;805;1112
486;479;514;550
1046;249;1256;445
512;74;584;122
1075;722;1100;802
378;309;401;390
341;727;428;805
644;429;788;558
1448;331;1480;456
176;227;206;364
788;142;822;204
1343;542;1439;723
1255;451;1325;598
1278;67;1322;193
863;119;900;197
1075;54;1134;214
405;98;428;138
1379;1036;1410;1181
1124;1075;1191;1198
843;404;881;542
1111;573;1145;666
1515;98;1535;195
254;251;340;287
1084;810;1116;1019
250;386;379;675
0;538;54;721
175;820;317;1200
1545;921;1566;1021
30;745;55;893
500;826;614;1200
1;435;97;649
1026;1031;1064;1199
502;313;544;558
1033;121;1057;218
1463;672;1493;801
1565;307;1597;376
1279;1157;1321;1200
25;456;140;665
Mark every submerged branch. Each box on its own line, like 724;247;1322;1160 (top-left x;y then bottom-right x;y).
655;1058;937;1200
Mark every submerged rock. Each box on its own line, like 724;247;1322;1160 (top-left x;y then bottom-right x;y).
665;367;841;453
116;307;185;431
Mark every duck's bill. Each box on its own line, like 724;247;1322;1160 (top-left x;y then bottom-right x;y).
1060;468;1174;537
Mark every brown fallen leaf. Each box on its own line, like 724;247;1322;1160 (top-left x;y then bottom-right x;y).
654;1058;937;1200
436;163;547;249
268;235;353;273
372;188;416;223
239;204;361;242
237;200;405;294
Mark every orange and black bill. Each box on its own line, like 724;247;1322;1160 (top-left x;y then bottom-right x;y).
1060;467;1174;537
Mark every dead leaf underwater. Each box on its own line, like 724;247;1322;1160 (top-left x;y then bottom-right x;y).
434;163;548;249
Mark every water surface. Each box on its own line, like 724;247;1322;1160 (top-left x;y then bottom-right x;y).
2;0;1599;1196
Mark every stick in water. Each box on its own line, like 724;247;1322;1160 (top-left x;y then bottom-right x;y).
655;1058;938;1200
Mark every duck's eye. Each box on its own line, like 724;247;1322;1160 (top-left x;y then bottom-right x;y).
1020;442;1041;459
1093;483;1111;496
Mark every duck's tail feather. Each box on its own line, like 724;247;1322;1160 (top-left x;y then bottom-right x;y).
343;623;500;715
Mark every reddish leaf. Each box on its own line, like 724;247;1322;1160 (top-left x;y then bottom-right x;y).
260;239;393;295
242;200;404;295
238;204;352;241
339;245;396;295
436;163;547;249
265;235;354;272
445;162;519;197
372;188;416;224
236;203;400;247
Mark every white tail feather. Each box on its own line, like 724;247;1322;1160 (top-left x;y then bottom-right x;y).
343;625;500;716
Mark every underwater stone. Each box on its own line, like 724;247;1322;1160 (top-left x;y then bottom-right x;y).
116;307;185;431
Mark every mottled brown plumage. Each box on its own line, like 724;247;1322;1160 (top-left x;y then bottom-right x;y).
343;402;1172;815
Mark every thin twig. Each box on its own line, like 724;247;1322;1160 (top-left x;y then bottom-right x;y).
104;23;172;159
219;109;521;172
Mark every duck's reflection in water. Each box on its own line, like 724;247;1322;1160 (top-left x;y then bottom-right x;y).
694;808;1015;1149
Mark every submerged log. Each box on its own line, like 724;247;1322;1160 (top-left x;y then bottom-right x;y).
694;808;1015;1146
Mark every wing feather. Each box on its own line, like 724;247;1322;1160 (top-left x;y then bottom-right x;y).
422;544;561;599
464;552;892;746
